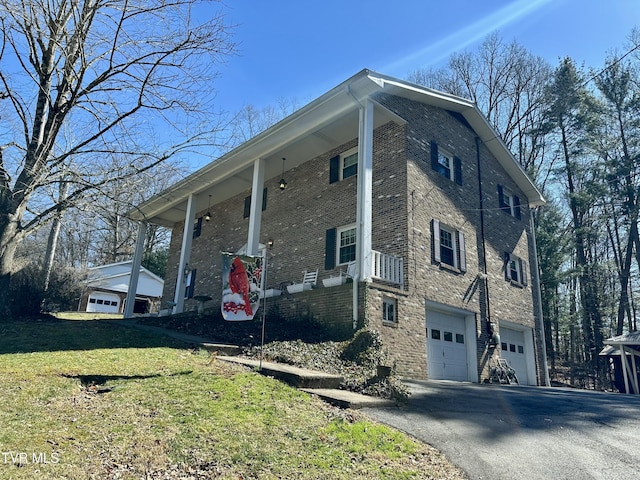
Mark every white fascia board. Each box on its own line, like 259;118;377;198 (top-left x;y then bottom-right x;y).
130;70;378;222
368;71;545;207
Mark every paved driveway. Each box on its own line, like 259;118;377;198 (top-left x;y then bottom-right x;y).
363;380;640;480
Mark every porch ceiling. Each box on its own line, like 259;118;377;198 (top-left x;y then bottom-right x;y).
130;72;400;227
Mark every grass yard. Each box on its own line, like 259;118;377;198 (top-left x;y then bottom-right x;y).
0;316;466;479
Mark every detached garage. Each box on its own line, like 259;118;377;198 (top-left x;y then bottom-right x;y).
79;261;164;315
426;302;478;383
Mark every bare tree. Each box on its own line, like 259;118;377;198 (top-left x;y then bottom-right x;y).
225;97;301;150
408;32;552;182
0;0;235;312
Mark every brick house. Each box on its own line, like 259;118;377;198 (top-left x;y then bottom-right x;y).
128;69;548;385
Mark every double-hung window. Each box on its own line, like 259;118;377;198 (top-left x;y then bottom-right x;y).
430;141;462;185
341;148;358;180
324;224;357;269
338;225;357;265
329;147;358;183
497;185;521;220
504;252;527;287
437;150;453;180
383;296;397;323
432;219;466;272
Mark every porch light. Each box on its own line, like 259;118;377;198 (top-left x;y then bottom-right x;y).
279;157;287;191
205;195;212;222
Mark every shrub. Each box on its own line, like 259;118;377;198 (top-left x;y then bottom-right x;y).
340;328;386;368
9;263;84;316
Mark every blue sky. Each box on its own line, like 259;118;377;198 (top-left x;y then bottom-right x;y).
212;0;639;114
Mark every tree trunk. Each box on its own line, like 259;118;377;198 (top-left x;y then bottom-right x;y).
0;216;20;316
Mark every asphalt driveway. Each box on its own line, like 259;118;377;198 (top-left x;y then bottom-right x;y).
363;380;640;480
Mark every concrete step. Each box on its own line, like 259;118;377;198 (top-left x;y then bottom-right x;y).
217;356;343;389
301;388;396;409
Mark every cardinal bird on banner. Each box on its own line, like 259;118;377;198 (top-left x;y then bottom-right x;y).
221;253;262;321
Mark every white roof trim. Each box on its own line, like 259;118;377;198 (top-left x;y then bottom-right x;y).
131;69;545;225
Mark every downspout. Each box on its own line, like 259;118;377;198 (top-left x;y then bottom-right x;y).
346;87;362;330
530;208;551;386
475;137;498;346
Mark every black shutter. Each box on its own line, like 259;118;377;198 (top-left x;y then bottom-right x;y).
458;230;466;272
430;141;439;171
504;252;512;281
243;196;251;218
186;268;197;299
454;156;463;185
262;187;268;211
432;219;441;263
329;156;340;184
514;195;521;220
193;217;203;239
497;185;508;213
325;228;337;270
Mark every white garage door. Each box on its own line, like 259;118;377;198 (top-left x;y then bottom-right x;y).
427;310;469;381
501;327;529;385
87;292;120;313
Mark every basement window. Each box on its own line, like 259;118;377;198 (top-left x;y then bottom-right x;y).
383;296;397;323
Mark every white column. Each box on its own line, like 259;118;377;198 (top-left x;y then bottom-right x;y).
356;99;374;281
247;158;265;256
124;221;147;318
352;99;374;329
173;194;197;313
620;345;631;395
630;349;639;394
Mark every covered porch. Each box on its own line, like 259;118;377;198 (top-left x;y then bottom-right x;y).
125;70;407;318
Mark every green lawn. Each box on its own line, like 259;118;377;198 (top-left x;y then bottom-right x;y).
0;316;465;479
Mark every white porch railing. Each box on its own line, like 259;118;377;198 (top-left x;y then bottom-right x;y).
371;250;404;289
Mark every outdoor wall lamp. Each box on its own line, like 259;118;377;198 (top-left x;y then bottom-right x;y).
204;195;212;222
279;157;287;191
267;239;274;248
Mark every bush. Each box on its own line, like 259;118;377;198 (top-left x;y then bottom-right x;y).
9;263;84;316
340;328;386;368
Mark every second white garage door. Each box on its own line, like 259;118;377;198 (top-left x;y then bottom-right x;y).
427;310;469;381
500;327;529;385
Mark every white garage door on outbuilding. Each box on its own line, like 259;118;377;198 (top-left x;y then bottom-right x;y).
500;321;537;386
87;292;121;313
426;302;478;383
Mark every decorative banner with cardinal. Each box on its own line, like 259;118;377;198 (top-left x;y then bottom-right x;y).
221;253;263;321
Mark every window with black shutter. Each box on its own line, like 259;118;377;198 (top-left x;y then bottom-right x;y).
498;185;521;219
504;252;527;287
432;219;466;272
193;217;203;239
243;188;268;218
431;141;462;185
